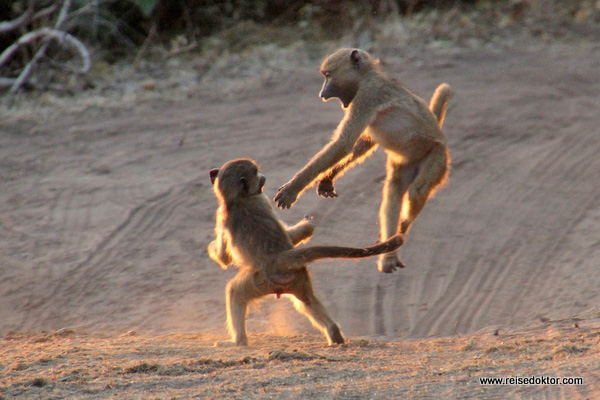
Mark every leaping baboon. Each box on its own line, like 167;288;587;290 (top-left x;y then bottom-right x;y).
208;159;403;346
274;48;451;273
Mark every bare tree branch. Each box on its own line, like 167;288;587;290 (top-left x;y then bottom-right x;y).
8;0;85;93
0;4;58;34
2;28;91;71
0;5;33;34
55;0;72;29
0;27;91;91
0;30;45;69
0;77;17;88
133;24;157;68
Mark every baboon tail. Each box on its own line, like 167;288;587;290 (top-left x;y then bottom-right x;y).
430;83;452;128
281;234;404;266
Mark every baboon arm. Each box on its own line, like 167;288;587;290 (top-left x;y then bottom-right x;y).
286;218;315;246
275;110;371;208
329;135;376;180
208;231;233;269
317;136;377;198
280;234;404;267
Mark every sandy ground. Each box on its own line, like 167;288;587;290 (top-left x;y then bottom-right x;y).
1;322;599;399
1;38;600;398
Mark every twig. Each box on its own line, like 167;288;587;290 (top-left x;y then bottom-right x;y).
0;4;58;34
0;4;32;34
167;42;198;58
0;77;17;88
55;0;72;29
33;5;60;23
133;24;157;69
0;32;37;68
0;77;71;92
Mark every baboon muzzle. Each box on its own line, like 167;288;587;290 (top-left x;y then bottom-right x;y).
320;81;334;101
320;88;333;101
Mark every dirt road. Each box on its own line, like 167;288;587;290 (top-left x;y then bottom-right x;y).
1;40;600;398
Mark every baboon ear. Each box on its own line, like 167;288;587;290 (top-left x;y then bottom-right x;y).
350;49;361;65
209;169;219;185
239;177;249;193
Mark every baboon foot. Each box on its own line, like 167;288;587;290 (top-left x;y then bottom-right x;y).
378;255;405;273
327;325;345;345
214;337;248;347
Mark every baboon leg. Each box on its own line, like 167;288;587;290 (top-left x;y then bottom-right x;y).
290;274;344;345
286;219;315;246
400;143;449;234
378;155;418;273
224;272;263;346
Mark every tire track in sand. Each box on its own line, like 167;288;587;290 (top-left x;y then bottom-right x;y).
33;180;200;327
406;73;600;338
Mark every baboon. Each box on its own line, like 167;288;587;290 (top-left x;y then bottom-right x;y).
208;159;404;346
274;48;451;273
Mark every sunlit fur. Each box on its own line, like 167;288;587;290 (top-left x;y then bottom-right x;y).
274;48;452;273
208;159;404;346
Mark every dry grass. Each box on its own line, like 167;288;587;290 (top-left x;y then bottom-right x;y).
1;319;599;399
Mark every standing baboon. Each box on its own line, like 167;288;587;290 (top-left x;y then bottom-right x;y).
208;159;403;346
274;48;451;273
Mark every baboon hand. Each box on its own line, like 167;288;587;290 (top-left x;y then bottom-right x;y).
316;177;338;198
303;214;317;232
274;183;299;209
208;240;230;269
304;214;316;223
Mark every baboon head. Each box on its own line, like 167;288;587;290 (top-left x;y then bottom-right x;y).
319;48;378;108
210;159;266;202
